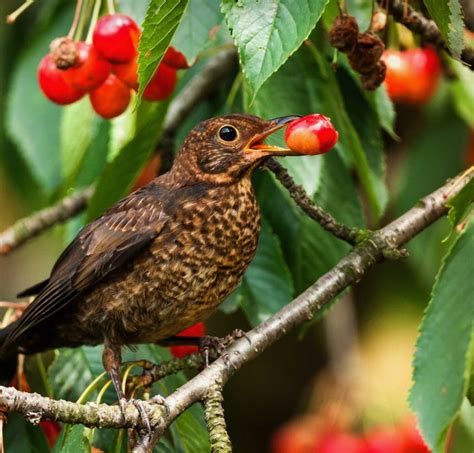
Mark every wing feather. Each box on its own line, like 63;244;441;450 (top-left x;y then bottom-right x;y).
4;188;169;349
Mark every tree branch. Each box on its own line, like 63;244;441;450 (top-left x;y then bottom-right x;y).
382;0;474;68
264;158;361;244
0;186;94;255
203;383;232;453
1;170;470;450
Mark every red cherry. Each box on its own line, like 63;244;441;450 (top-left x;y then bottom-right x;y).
363;427;404;453
64;41;111;91
163;46;189;69
170;322;205;358
38;54;85;105
400;418;430;452
112;55;139;90
92;13;140;63
143;63;177;101
316;431;365;453
284;114;339;155
131;154;161;192
382;48;441;105
89;74;131;119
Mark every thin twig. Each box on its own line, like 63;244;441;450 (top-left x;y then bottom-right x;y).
0;187;94;255
264;158;361;244
1;170;469;447
380;0;474;68
203;383;232;452
5;0;34;24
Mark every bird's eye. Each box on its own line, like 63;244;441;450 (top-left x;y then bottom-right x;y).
218;125;238;142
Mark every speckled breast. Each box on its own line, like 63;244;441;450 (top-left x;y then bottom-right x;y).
74;177;260;345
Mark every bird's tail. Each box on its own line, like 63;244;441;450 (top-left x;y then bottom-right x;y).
0;323;18;386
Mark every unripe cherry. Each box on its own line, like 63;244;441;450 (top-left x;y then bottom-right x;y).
38;54;85;105
284;114;339;155
89;74;131;119
143;63;177;101
92;13;140;63
112;56;138;90
64;42;111;91
162;46;189;69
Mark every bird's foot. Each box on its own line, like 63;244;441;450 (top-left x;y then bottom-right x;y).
120;395;170;435
199;329;250;367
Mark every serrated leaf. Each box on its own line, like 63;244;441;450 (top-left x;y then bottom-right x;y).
423;0;464;59
86;101;169;221
237;220;293;325
222;0;329;101
5;7;74;194
172;0;222;64
410;218;474;452
447;178;474;228
450;59;474;128
60;97;97;180
137;0;190;101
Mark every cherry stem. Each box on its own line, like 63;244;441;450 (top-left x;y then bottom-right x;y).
86;0;102;43
107;0;116;14
335;0;343;18
5;0;34;24
68;0;84;39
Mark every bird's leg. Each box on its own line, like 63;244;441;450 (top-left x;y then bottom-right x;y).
102;342;127;414
102;341;169;434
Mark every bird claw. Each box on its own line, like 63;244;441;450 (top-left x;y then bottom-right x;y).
199;329;250;367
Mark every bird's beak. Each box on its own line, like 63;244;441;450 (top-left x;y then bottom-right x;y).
244;115;301;156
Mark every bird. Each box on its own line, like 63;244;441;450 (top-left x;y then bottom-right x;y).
0;113;300;405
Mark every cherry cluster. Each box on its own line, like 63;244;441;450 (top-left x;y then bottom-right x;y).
38;13;189;119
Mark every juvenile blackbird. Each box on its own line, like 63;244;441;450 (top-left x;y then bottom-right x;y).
0;114;300;403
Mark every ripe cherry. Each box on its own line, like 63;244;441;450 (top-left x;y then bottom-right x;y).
38;54;85;105
92;13;140;63
316;431;365;453
112;55;138;90
170;322;205;358
131;154;161;192
382;48;441;105
64;41;111;91
143;63;177;101
89;74;131;119
284;114;339;155
163;46;189;69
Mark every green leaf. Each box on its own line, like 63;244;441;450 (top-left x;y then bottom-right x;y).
447;399;474;453
4;413;49;453
60;97;97;180
222;0;329;101
365;85;398;139
237;220;293;325
450;59;474;128
446;178;474;230
86;101;169;221
423;0;465;59
49;347;103;401
53;425;89;453
5;6;74;194
172;0;223;64
137;0;190;100
410;218;474;452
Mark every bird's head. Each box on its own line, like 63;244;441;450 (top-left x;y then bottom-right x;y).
173;113;301;184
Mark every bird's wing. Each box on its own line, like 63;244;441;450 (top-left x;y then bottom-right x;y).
4;188;169;349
